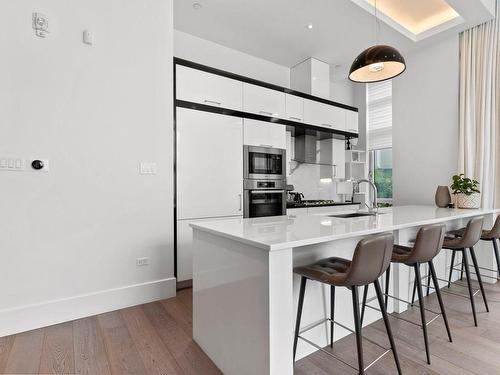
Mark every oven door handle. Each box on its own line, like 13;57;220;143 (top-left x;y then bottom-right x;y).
249;190;285;194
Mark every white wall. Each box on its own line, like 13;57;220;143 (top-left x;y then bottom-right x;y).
0;0;174;336
330;79;355;107
392;35;459;205
174;30;290;87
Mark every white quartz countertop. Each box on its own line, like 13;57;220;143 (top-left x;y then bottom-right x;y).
190;205;500;251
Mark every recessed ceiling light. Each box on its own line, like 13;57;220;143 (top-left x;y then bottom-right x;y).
306;24;313;30
193;3;202;10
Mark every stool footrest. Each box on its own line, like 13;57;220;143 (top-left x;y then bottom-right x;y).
297;317;392;373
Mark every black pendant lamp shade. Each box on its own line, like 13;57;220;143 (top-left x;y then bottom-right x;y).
349;45;406;83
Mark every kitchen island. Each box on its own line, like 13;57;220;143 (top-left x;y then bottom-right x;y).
190;206;499;375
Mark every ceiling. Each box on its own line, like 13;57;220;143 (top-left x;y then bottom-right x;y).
174;0;495;80
365;0;460;35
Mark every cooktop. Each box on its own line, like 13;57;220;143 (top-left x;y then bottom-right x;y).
287;200;358;208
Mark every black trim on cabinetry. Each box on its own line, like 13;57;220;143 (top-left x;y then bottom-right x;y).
174;57;359;112
173;59;178;280
176;100;358;140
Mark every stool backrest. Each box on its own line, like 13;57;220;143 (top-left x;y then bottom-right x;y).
345;233;394;286
460;216;484;248
407;224;445;264
488;215;500;238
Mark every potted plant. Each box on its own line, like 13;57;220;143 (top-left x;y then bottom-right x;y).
450;174;481;208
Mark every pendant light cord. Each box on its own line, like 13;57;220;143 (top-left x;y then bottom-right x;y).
374;0;379;45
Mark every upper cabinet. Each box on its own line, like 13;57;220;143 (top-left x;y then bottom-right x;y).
243;83;286;118
176;65;243;111
285;94;304;122
346;110;359;134
243;119;286;149
175;60;359;137
303;99;346;131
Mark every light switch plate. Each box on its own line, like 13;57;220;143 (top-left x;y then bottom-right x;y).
140;162;157;175
0;157;25;172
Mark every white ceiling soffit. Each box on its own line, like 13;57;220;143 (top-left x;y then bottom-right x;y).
350;0;462;41
174;0;496;79
351;0;495;42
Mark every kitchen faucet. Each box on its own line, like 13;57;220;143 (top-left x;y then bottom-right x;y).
352;179;378;213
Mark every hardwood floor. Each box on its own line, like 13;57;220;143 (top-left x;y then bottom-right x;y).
2;282;500;374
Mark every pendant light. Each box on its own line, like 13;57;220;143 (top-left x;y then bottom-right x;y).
348;0;406;83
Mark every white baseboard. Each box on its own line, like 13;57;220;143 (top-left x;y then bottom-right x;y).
0;277;176;337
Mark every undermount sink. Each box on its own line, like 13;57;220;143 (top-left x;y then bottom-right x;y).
328;212;379;218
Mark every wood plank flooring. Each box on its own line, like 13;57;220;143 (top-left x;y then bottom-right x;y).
2;282;500;374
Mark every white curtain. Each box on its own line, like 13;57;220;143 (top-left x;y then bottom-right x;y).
459;4;500;208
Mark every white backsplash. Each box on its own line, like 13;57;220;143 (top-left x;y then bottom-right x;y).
287;161;341;200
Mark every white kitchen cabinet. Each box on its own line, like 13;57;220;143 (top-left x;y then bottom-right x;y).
177;216;241;281
243;119;286;149
346;110;359;134
243;83;286;119
333;139;346;179
303;99;346;131
177;108;243;220
285;94;304;122
176;65;243;111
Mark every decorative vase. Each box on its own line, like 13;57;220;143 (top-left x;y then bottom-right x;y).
435;186;451;208
456;193;481;209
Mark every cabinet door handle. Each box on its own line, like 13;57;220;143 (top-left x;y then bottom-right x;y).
259;110;273;116
259;144;273;148
238;194;242;211
204;99;222;106
333;165;337;177
322;123;332;127
348;128;358;132
289;116;302;121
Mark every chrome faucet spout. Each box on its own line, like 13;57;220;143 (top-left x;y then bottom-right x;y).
352;179;378;213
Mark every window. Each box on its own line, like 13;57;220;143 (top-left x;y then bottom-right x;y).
369;148;393;204
367;81;393;205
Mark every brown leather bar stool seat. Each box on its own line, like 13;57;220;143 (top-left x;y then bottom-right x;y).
361;224;452;365
447;215;500;281
442;216;488;327
293;233;402;375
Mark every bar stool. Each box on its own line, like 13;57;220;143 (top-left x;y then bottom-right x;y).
440;216;488;326
360;224;452;365
446;214;500;284
293;233;402;375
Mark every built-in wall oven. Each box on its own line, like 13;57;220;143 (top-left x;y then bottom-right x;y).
243;179;286;218
243;146;287;218
244;145;286;180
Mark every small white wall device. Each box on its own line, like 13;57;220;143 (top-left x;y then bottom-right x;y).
32;13;49;38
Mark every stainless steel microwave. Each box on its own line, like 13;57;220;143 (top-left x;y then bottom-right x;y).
243;145;286;180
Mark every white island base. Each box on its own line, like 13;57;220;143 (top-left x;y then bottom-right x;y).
191;206;499;375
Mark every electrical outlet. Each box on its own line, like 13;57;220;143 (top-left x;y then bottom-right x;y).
140;162;157;175
136;257;149;267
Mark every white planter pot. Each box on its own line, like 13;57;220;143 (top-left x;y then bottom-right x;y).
456;193;481;209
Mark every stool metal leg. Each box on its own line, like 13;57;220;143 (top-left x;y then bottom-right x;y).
414;263;431;364
448;250;456;288
429;260;452;342
469;246;489;312
351;286;364;374
330;285;335;348
373;279;402;375
384;264;391;308
493;239;500;278
462;248;478;326
411;275;417;305
360;284;368;325
293;276;307;361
